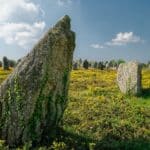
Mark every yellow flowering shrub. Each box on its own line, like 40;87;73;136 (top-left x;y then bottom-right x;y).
0;68;149;149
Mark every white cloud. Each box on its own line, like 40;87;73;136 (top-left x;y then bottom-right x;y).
0;0;41;22
106;32;141;46
0;0;46;48
57;0;72;6
90;32;143;49
90;44;105;49
0;22;46;48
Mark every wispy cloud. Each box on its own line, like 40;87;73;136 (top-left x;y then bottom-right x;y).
91;32;143;49
106;32;142;46
0;0;46;48
90;44;105;49
57;0;72;6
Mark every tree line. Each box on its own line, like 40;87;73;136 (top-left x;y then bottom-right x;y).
73;59;150;70
1;57;150;71
0;56;17;70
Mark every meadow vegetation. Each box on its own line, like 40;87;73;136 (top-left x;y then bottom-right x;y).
0;68;13;83
0;68;149;149
63;69;150;149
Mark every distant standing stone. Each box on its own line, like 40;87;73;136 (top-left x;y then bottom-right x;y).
117;61;142;95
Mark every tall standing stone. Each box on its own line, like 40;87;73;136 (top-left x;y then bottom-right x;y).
117;61;142;95
0;15;75;146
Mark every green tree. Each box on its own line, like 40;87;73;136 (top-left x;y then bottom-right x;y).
93;61;98;69
141;63;147;68
3;56;9;70
73;62;78;70
117;59;125;67
109;60;117;68
0;61;2;67
83;59;89;69
9;59;17;68
98;61;104;70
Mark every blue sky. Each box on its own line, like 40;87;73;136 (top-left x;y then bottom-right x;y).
0;0;150;62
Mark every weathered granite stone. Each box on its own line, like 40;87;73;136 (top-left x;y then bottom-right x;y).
117;61;142;95
0;15;75;146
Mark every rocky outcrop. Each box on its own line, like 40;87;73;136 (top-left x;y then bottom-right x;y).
0;15;75;146
117;61;142;95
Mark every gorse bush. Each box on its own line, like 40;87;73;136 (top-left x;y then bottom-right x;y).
0;68;12;83
0;68;150;149
63;69;150;149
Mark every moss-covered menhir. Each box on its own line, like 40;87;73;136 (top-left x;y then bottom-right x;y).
0;15;75;147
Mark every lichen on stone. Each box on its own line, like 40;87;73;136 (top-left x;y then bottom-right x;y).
117;61;142;95
0;15;75;146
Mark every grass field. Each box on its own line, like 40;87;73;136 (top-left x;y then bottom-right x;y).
0;68;150;149
62;69;150;149
0;68;12;84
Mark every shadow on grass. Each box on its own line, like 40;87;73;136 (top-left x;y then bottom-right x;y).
54;128;95;150
39;128;150;150
33;127;96;149
94;136;150;150
141;88;150;99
